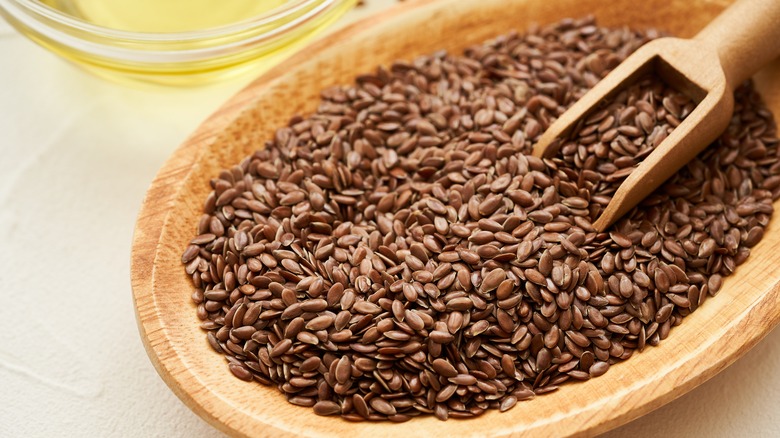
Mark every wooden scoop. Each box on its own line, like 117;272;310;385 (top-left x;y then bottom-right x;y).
533;0;780;232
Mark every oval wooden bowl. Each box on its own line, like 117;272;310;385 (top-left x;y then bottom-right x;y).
131;0;780;436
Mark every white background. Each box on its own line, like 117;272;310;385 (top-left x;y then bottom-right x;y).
0;1;778;436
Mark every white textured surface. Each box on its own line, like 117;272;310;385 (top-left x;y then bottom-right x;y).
0;2;778;437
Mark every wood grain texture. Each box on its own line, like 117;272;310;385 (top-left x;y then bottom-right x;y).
130;0;780;436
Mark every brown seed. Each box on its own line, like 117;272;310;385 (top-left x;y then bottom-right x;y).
447;311;464;334
744;226;764;247
446;297;473;311
619;275;633;298
536;348;552;371
501;354;517;377
525;269;546;286
335;356;352;384
296;331;319;345
610;232;632;248
435;384;458;403
709;274;723;294
369;397;397;416
181;245;200;263
405;309;426;331
655;270;670;293
313;400;341;416
538;250;553;275
330;329;353;343
479;195;503;216
480;268;507;293
270;339;292;357
656;304;674;323
499;396;518;412
299;356;321;373
496;279;515;300
306;315;334;331
449;374;477;386
353;394;370;418
289;377;317;388
589;361;610;377
232;326;256;340
228;363;253;381
301;299;328;312
430;331;455;344
698;238;717;258
353;301;382;315
432;359;458;377
467;319;490;336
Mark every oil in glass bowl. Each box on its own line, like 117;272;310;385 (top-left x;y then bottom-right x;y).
0;0;356;85
37;0;291;32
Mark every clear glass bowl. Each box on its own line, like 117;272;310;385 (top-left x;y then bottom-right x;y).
0;0;356;85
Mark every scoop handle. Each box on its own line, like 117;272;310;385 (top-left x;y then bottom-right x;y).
694;0;780;88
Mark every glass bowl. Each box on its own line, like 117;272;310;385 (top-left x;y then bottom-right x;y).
0;0;357;85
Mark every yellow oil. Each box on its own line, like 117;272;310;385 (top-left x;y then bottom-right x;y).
37;0;291;33
3;0;357;85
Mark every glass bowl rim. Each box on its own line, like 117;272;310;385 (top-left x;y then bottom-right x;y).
0;0;338;43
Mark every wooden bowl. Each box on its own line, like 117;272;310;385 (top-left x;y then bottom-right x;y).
131;0;780;436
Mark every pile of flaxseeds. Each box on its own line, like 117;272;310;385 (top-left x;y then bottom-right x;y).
182;17;778;421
